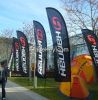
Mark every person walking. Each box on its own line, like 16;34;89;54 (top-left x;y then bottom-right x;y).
0;60;8;100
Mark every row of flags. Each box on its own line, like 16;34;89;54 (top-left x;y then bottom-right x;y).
9;31;29;76
8;7;98;82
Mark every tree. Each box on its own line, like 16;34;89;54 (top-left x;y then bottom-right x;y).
22;22;34;45
0;29;13;38
22;22;35;63
61;0;98;34
0;29;13;62
22;22;36;82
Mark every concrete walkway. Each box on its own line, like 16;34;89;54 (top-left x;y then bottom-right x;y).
0;80;49;100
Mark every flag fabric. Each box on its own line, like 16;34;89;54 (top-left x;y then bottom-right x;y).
17;31;29;76
8;41;14;71
12;37;21;73
8;51;13;71
33;20;47;78
82;29;98;77
46;7;71;82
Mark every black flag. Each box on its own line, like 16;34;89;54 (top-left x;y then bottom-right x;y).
33;20;47;78
12;37;21;73
46;7;71;82
17;31;29;76
82;29;98;77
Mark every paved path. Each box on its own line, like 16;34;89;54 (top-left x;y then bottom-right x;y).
0;80;48;100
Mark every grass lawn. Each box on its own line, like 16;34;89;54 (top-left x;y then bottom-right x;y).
8;77;98;100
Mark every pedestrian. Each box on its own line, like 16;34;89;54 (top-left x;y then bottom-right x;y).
0;60;8;100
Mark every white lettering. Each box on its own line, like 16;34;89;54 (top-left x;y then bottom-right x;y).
55;31;66;77
16;49;19;71
92;45;98;64
37;40;43;75
21;46;27;73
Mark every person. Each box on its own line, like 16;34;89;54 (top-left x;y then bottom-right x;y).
0;60;8;100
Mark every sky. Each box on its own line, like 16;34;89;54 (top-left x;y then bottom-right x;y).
0;0;69;46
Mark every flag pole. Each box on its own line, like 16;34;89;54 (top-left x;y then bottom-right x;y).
34;47;37;88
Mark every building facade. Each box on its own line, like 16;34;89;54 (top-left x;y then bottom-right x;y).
70;34;89;59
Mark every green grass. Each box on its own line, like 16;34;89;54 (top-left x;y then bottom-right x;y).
87;82;98;100
8;77;98;100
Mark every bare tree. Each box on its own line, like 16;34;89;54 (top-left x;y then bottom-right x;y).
22;22;34;45
0;29;13;38
61;0;98;33
0;29;13;62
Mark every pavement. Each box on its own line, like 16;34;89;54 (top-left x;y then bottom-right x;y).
0;80;49;100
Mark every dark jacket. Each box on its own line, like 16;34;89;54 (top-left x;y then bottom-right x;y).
0;67;8;83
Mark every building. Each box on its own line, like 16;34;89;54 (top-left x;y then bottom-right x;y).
70;33;89;59
46;33;90;71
